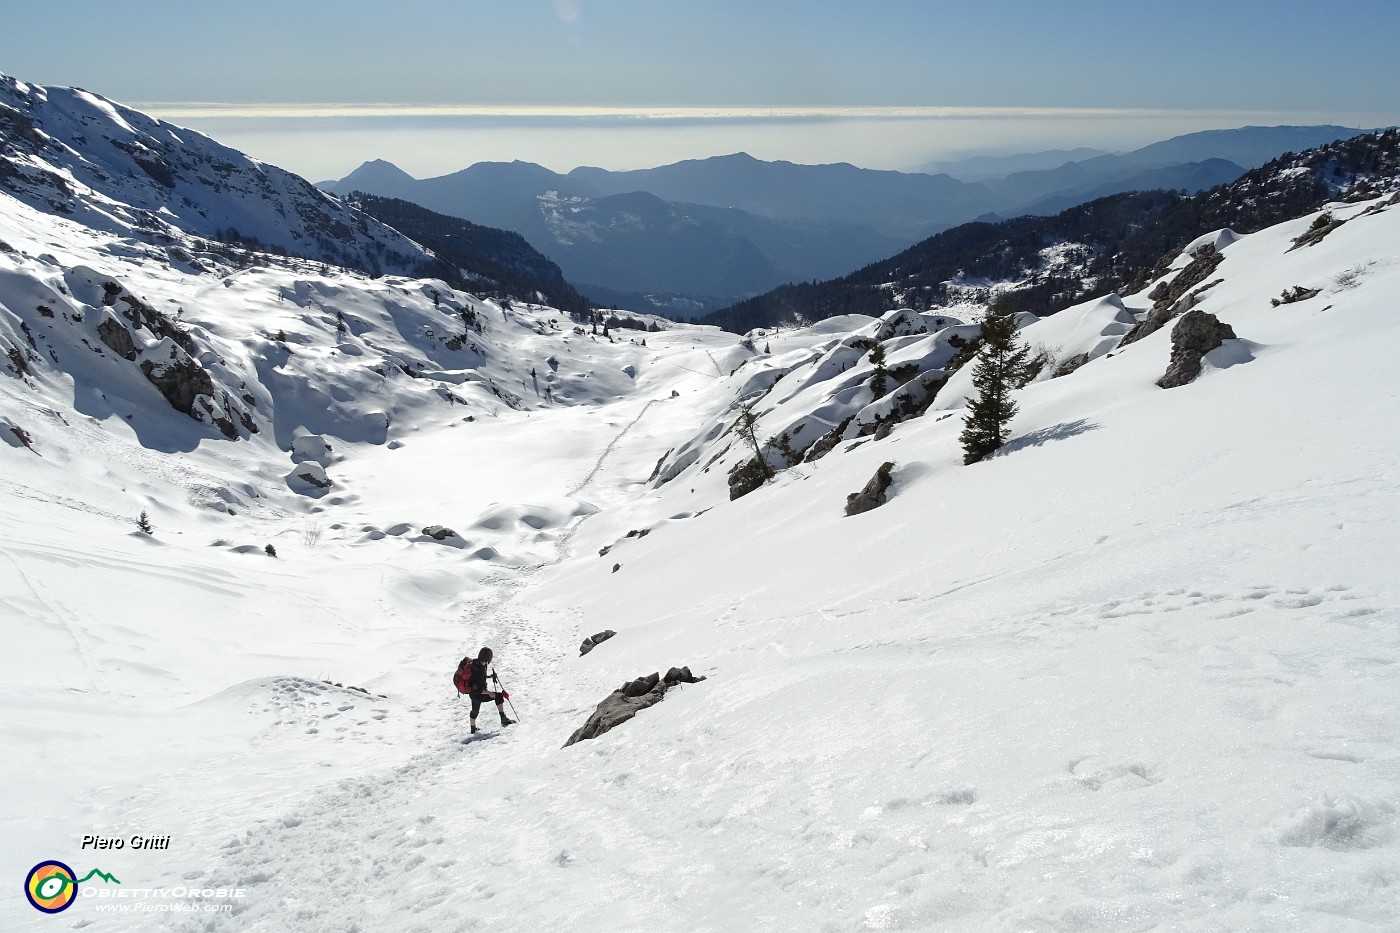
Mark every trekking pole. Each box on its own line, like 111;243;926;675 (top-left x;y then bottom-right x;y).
491;668;521;722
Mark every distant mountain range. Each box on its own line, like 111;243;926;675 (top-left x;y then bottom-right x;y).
917;148;1113;180
703;129;1400;333
322;159;907;314
322;126;1367;316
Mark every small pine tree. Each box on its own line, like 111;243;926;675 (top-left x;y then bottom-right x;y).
735;406;774;481
264;544;277;558
868;343;889;399
335;312;348;340
959;310;1031;465
137;511;153;534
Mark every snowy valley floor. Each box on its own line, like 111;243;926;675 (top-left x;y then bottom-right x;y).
4;204;1400;932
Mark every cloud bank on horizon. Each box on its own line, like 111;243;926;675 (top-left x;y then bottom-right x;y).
2;0;1396;177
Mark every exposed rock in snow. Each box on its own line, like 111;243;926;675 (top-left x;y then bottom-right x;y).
845;461;895;516
563;667;706;747
96;313;137;360
1122;245;1226;347
578;630;616;656
1;414;34;449
286;461;333;494
1157;310;1238;388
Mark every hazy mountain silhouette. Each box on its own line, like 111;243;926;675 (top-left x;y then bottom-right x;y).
324;159;905;311
323;126;1370;315
569;152;997;238
916;148;1113;180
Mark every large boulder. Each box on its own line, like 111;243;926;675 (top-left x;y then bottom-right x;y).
563;666;705;748
1157;311;1237;389
845;461;895;516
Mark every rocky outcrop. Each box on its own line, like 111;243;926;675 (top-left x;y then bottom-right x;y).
1120;245;1225;347
804;415;855;463
563;666;706;748
96;315;138;360
140;345;215;416
421;525;458;541
845;461;895;516
579;630;617;656
1157;311;1237;389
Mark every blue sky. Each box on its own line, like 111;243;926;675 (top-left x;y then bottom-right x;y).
3;1;1397;177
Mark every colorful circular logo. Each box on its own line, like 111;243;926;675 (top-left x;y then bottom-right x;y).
25;861;78;913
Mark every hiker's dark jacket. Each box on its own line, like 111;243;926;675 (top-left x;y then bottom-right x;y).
467;659;490;696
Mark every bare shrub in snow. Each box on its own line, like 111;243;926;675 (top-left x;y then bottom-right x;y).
1332;263;1372;291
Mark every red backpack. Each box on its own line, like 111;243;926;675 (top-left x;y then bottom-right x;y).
453;657;474;694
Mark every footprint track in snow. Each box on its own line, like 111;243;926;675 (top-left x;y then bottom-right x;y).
1088;583;1380;624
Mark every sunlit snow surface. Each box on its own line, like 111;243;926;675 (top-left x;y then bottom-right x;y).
2;186;1399;931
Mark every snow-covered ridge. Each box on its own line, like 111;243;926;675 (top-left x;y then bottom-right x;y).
0;73;431;277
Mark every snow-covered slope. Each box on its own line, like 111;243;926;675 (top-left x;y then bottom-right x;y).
3;99;1400;932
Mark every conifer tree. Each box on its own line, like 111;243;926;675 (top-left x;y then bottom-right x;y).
868;342;889;399
959;309;1031;464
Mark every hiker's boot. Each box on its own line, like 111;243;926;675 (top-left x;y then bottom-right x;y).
470;723;479;735
500;715;515;727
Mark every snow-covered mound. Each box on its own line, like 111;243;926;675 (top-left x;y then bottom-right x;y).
0;73;431;276
3;89;1400;932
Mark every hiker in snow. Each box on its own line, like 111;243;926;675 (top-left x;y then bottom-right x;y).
460;647;514;734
